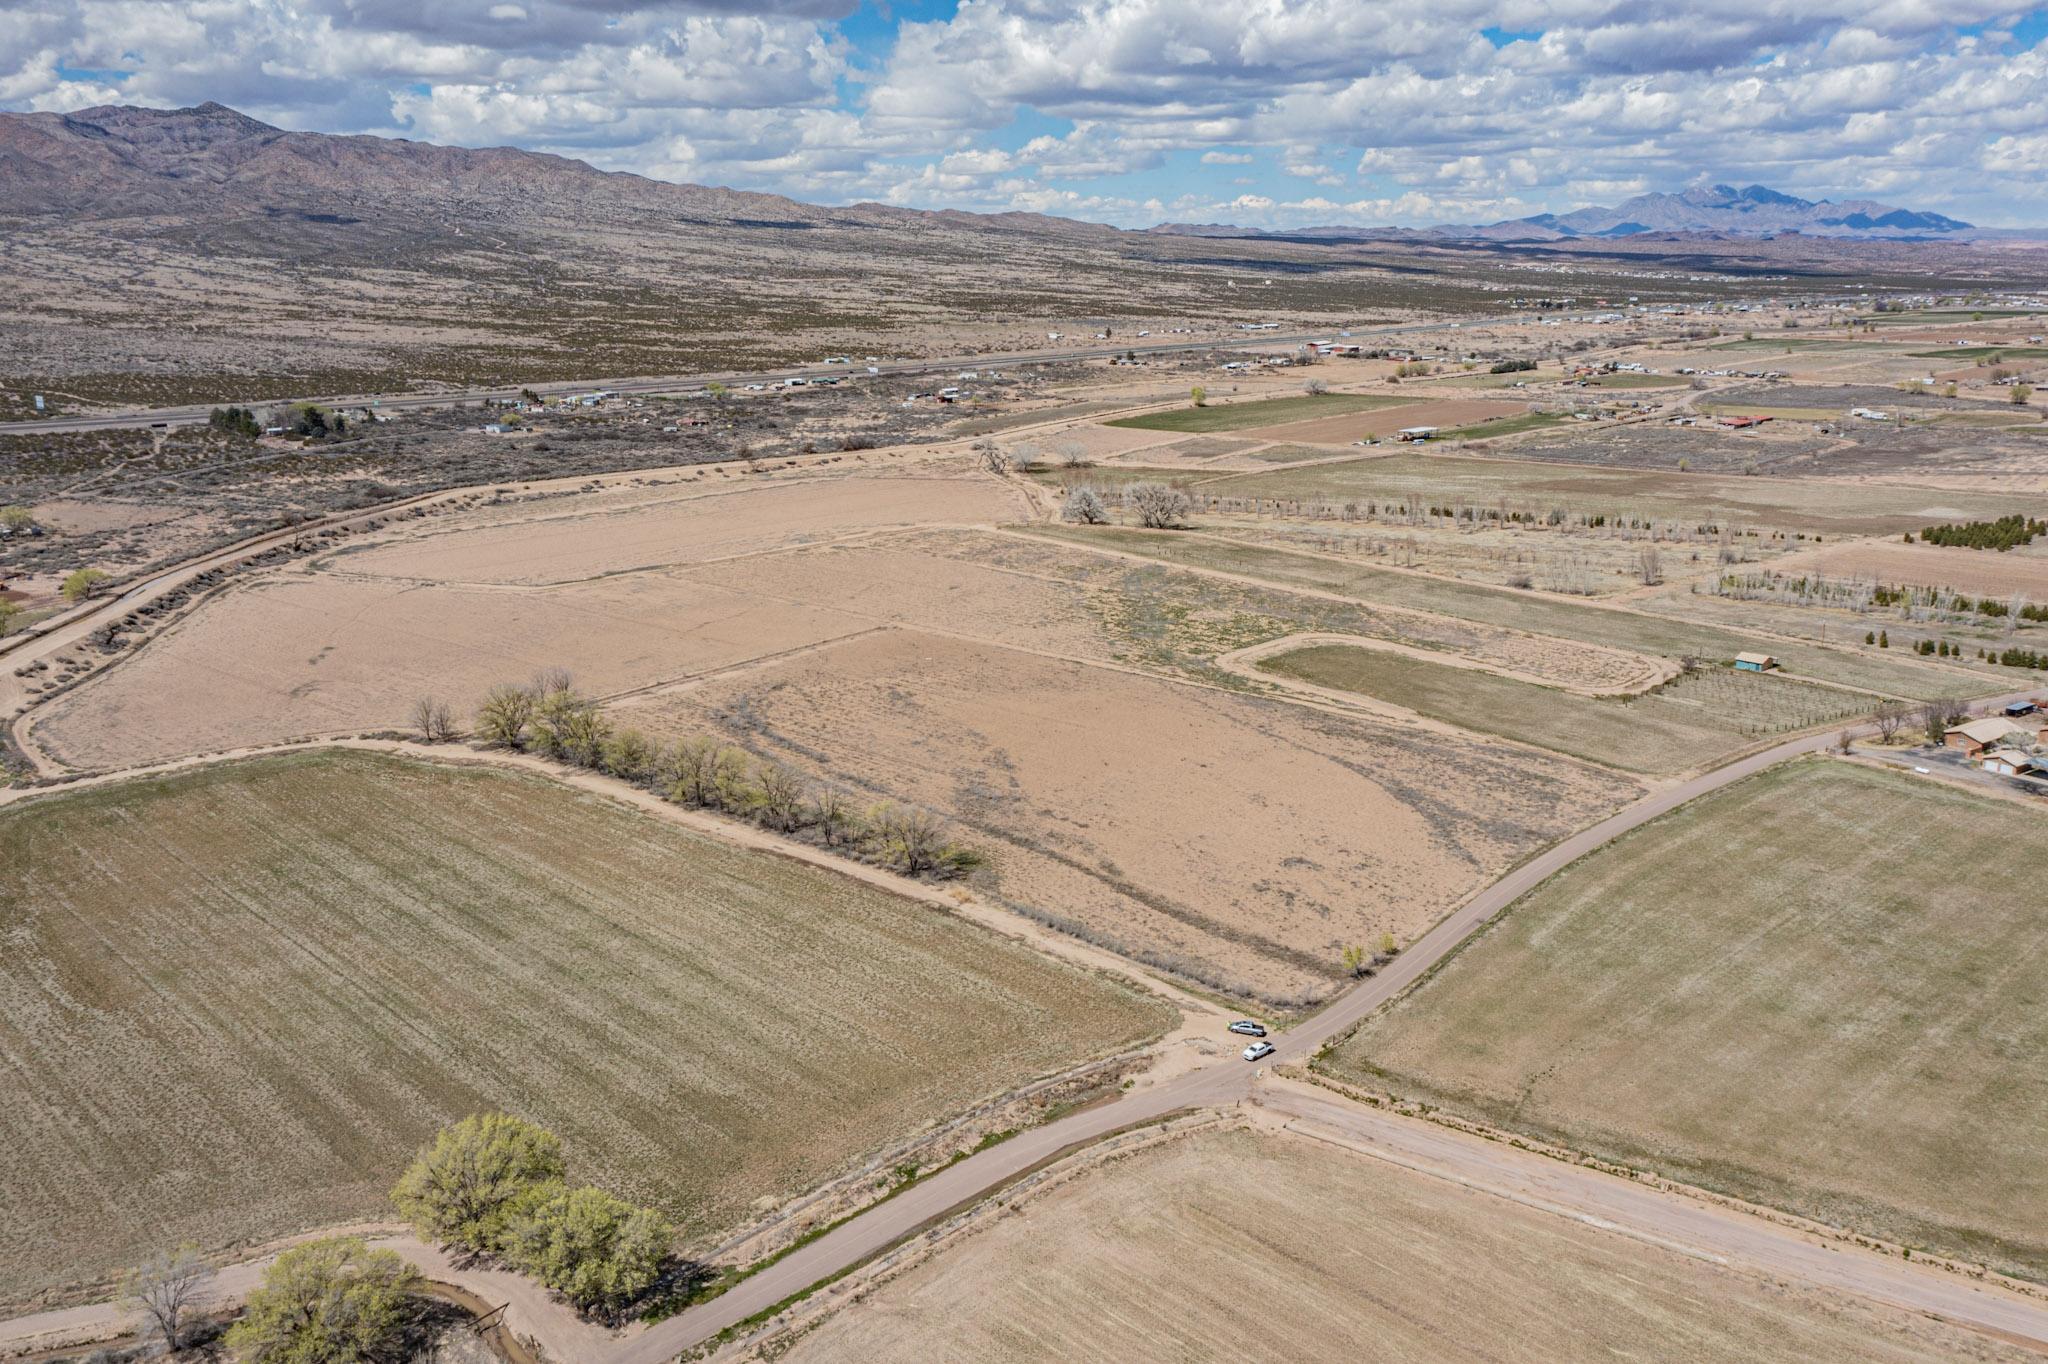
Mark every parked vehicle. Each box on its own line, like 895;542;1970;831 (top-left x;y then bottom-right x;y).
1242;1041;1276;1062
1227;1020;1267;1037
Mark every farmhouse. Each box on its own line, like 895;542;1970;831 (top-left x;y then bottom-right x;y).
1733;652;1779;672
1944;716;2032;756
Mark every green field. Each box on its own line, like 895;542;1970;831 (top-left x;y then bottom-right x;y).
0;751;1169;1308
1324;761;2048;1279
1192;451;2033;537
1260;646;1864;772
1105;392;1409;434
1574;372;1688;388
1020;526;1990;700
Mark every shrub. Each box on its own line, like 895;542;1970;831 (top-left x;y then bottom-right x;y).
391;1113;566;1251
224;1237;418;1364
601;728;657;782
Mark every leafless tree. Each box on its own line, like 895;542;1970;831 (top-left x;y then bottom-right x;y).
1635;544;1663;586
870;803;953;876
1063;486;1109;524
1054;439;1090;468
974;439;1010;475
1917;697;1968;746
1124;481;1193;529
810;788;860;847
1834;728;1855;755
530;666;573;698
663;736;724;807
1872;699;1908;742
1009;441;1044;472
124;1245;213;1354
411;696;457;743
1304;378;1328;396
752;761;808;831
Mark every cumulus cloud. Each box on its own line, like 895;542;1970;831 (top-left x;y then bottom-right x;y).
2;0;2045;226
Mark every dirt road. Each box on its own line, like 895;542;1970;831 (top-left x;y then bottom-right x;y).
615;688;2048;1361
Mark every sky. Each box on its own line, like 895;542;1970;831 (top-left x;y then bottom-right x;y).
6;1;2048;229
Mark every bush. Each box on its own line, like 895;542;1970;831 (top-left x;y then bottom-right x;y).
0;505;34;533
392;1113;566;1251
499;1185;672;1315
1062;486;1109;524
224;1237;418;1364
602;728;657;782
1123;482;1192;529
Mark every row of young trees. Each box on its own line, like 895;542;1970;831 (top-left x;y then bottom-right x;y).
446;671;981;879
393;1113;671;1317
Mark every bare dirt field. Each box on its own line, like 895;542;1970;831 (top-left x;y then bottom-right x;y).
1783;538;2048;600
30;569;870;770
1238;398;1526;444
0;749;1168;1310
1327;760;2048;1280
759;1127;2032;1364
613;629;1636;1007
327;465;1030;587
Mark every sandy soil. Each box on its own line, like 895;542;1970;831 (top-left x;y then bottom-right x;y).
613;629;1636;1007
762;1126;2032;1364
1239;398;1526;444
1780;537;2048;599
328;466;1030;586
30;571;870;769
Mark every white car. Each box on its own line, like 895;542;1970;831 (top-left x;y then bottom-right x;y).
1242;1041;1276;1062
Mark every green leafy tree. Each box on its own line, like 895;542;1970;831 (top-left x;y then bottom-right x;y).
475;685;538;748
499;1185;672;1315
1189;385;1207;407
224;1237;418;1364
61;567;110;603
602;728;657;782
1340;944;1371;978
392;1114;566;1252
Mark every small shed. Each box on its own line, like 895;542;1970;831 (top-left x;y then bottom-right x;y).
1733;652;1779;672
2004;699;2037;717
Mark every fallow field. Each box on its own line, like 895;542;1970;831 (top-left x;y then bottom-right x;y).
1326;761;2048;1279
0;750;1168;1309
613;629;1635;1007
759;1127;2032;1364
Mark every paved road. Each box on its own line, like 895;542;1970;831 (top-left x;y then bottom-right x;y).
617;687;2047;1361
0;318;1487;435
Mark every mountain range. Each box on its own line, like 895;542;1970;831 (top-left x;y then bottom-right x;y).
0;100;1113;240
1152;182;1981;243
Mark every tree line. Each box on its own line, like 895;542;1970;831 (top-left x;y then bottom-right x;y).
433;671;982;880
1910;515;2047;552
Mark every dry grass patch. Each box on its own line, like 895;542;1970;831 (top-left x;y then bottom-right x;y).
760;1127;2031;1364
0;750;1168;1309
1261;645;1865;773
1786;539;2048;601
1326;760;2048;1279
1021;525;1991;699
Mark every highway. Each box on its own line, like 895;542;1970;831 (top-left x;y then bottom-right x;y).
0;321;1490;436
